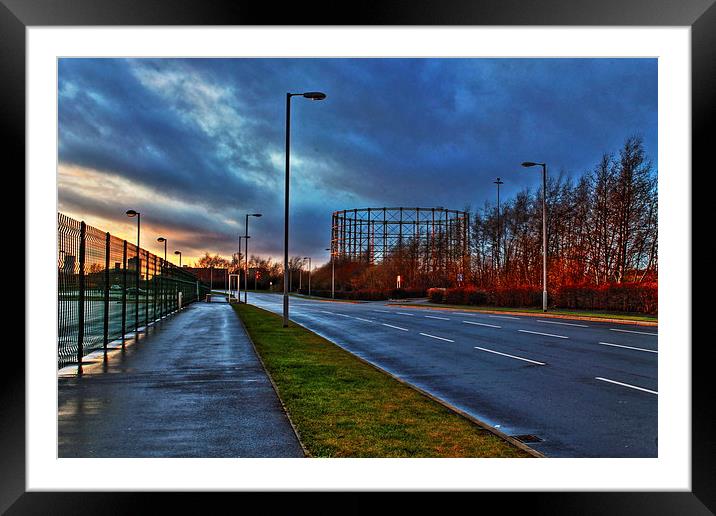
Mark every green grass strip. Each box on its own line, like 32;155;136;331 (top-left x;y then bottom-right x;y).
233;303;531;458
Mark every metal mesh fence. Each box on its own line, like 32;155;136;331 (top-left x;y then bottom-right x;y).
58;213;211;371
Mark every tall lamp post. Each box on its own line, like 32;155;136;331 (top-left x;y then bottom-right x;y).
283;91;327;327
325;247;335;299
245;213;262;304
494;177;504;274
521;161;548;312
157;237;167;262
174;250;182;266
125;210;141;331
303;256;312;297
238;235;246;301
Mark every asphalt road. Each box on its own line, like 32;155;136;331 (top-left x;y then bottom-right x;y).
247;292;658;458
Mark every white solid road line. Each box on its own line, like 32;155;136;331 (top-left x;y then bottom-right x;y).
598;341;657;353
419;332;455;342
518;329;569;339
489;315;521;320
595;377;658;395
610;328;658;336
425;315;450;320
537;320;589;328
382;323;409;331
473;346;546;366
397;312;416;316
462;320;501;328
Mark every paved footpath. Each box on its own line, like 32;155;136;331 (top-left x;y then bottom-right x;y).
58;298;304;457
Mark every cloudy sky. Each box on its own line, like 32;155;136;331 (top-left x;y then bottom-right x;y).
58;58;657;266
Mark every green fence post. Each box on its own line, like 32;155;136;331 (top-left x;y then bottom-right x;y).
103;231;110;360
153;254;157;322
121;240;127;349
77;221;86;376
145;249;149;328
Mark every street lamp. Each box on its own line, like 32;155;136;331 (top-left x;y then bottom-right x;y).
325;247;335;299
238;235;247;301
284;90;327;327
245;213;262;304
126;210;141;331
494;177;504;274
303;256;312;297
174;250;182;267
521;161;548;312
157;237;167;261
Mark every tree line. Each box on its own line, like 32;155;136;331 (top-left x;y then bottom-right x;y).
194;136;657;294
469;135;657;289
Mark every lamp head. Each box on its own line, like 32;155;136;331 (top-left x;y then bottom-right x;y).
521;161;541;168
126;210;138;217
251;213;262;217
157;237;166;243
174;250;181;255
302;91;326;101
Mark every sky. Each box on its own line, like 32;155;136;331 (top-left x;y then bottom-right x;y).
58;58;657;266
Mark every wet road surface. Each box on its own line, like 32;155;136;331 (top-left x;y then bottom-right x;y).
247;292;657;458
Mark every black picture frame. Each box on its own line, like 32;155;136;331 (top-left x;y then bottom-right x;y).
6;0;713;513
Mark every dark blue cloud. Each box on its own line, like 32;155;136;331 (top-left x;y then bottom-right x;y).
58;58;657;263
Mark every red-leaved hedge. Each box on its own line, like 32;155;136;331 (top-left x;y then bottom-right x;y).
426;283;657;314
302;287;427;301
552;283;657;314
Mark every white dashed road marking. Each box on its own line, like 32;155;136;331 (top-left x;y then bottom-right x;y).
462;321;501;328
610;328;658;336
595;377;658;395
489;315;521;320
335;313;352;318
597;342;657;354
518;329;568;339
382;323;408;331
419;333;455;342
425;315;450;321
537;320;589;328
397;312;416;317
473;346;546;366
355;317;373;323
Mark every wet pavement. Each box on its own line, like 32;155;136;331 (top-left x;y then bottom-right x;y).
58;298;304;457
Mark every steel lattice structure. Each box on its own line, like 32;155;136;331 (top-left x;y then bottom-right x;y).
330;207;470;273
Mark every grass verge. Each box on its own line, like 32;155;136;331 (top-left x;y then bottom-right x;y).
391;302;657;323
233;303;531;458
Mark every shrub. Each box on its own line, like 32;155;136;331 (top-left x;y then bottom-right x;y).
427;288;445;303
491;286;542;308
553;283;657;314
389;287;427;299
444;287;466;305
464;286;489;305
